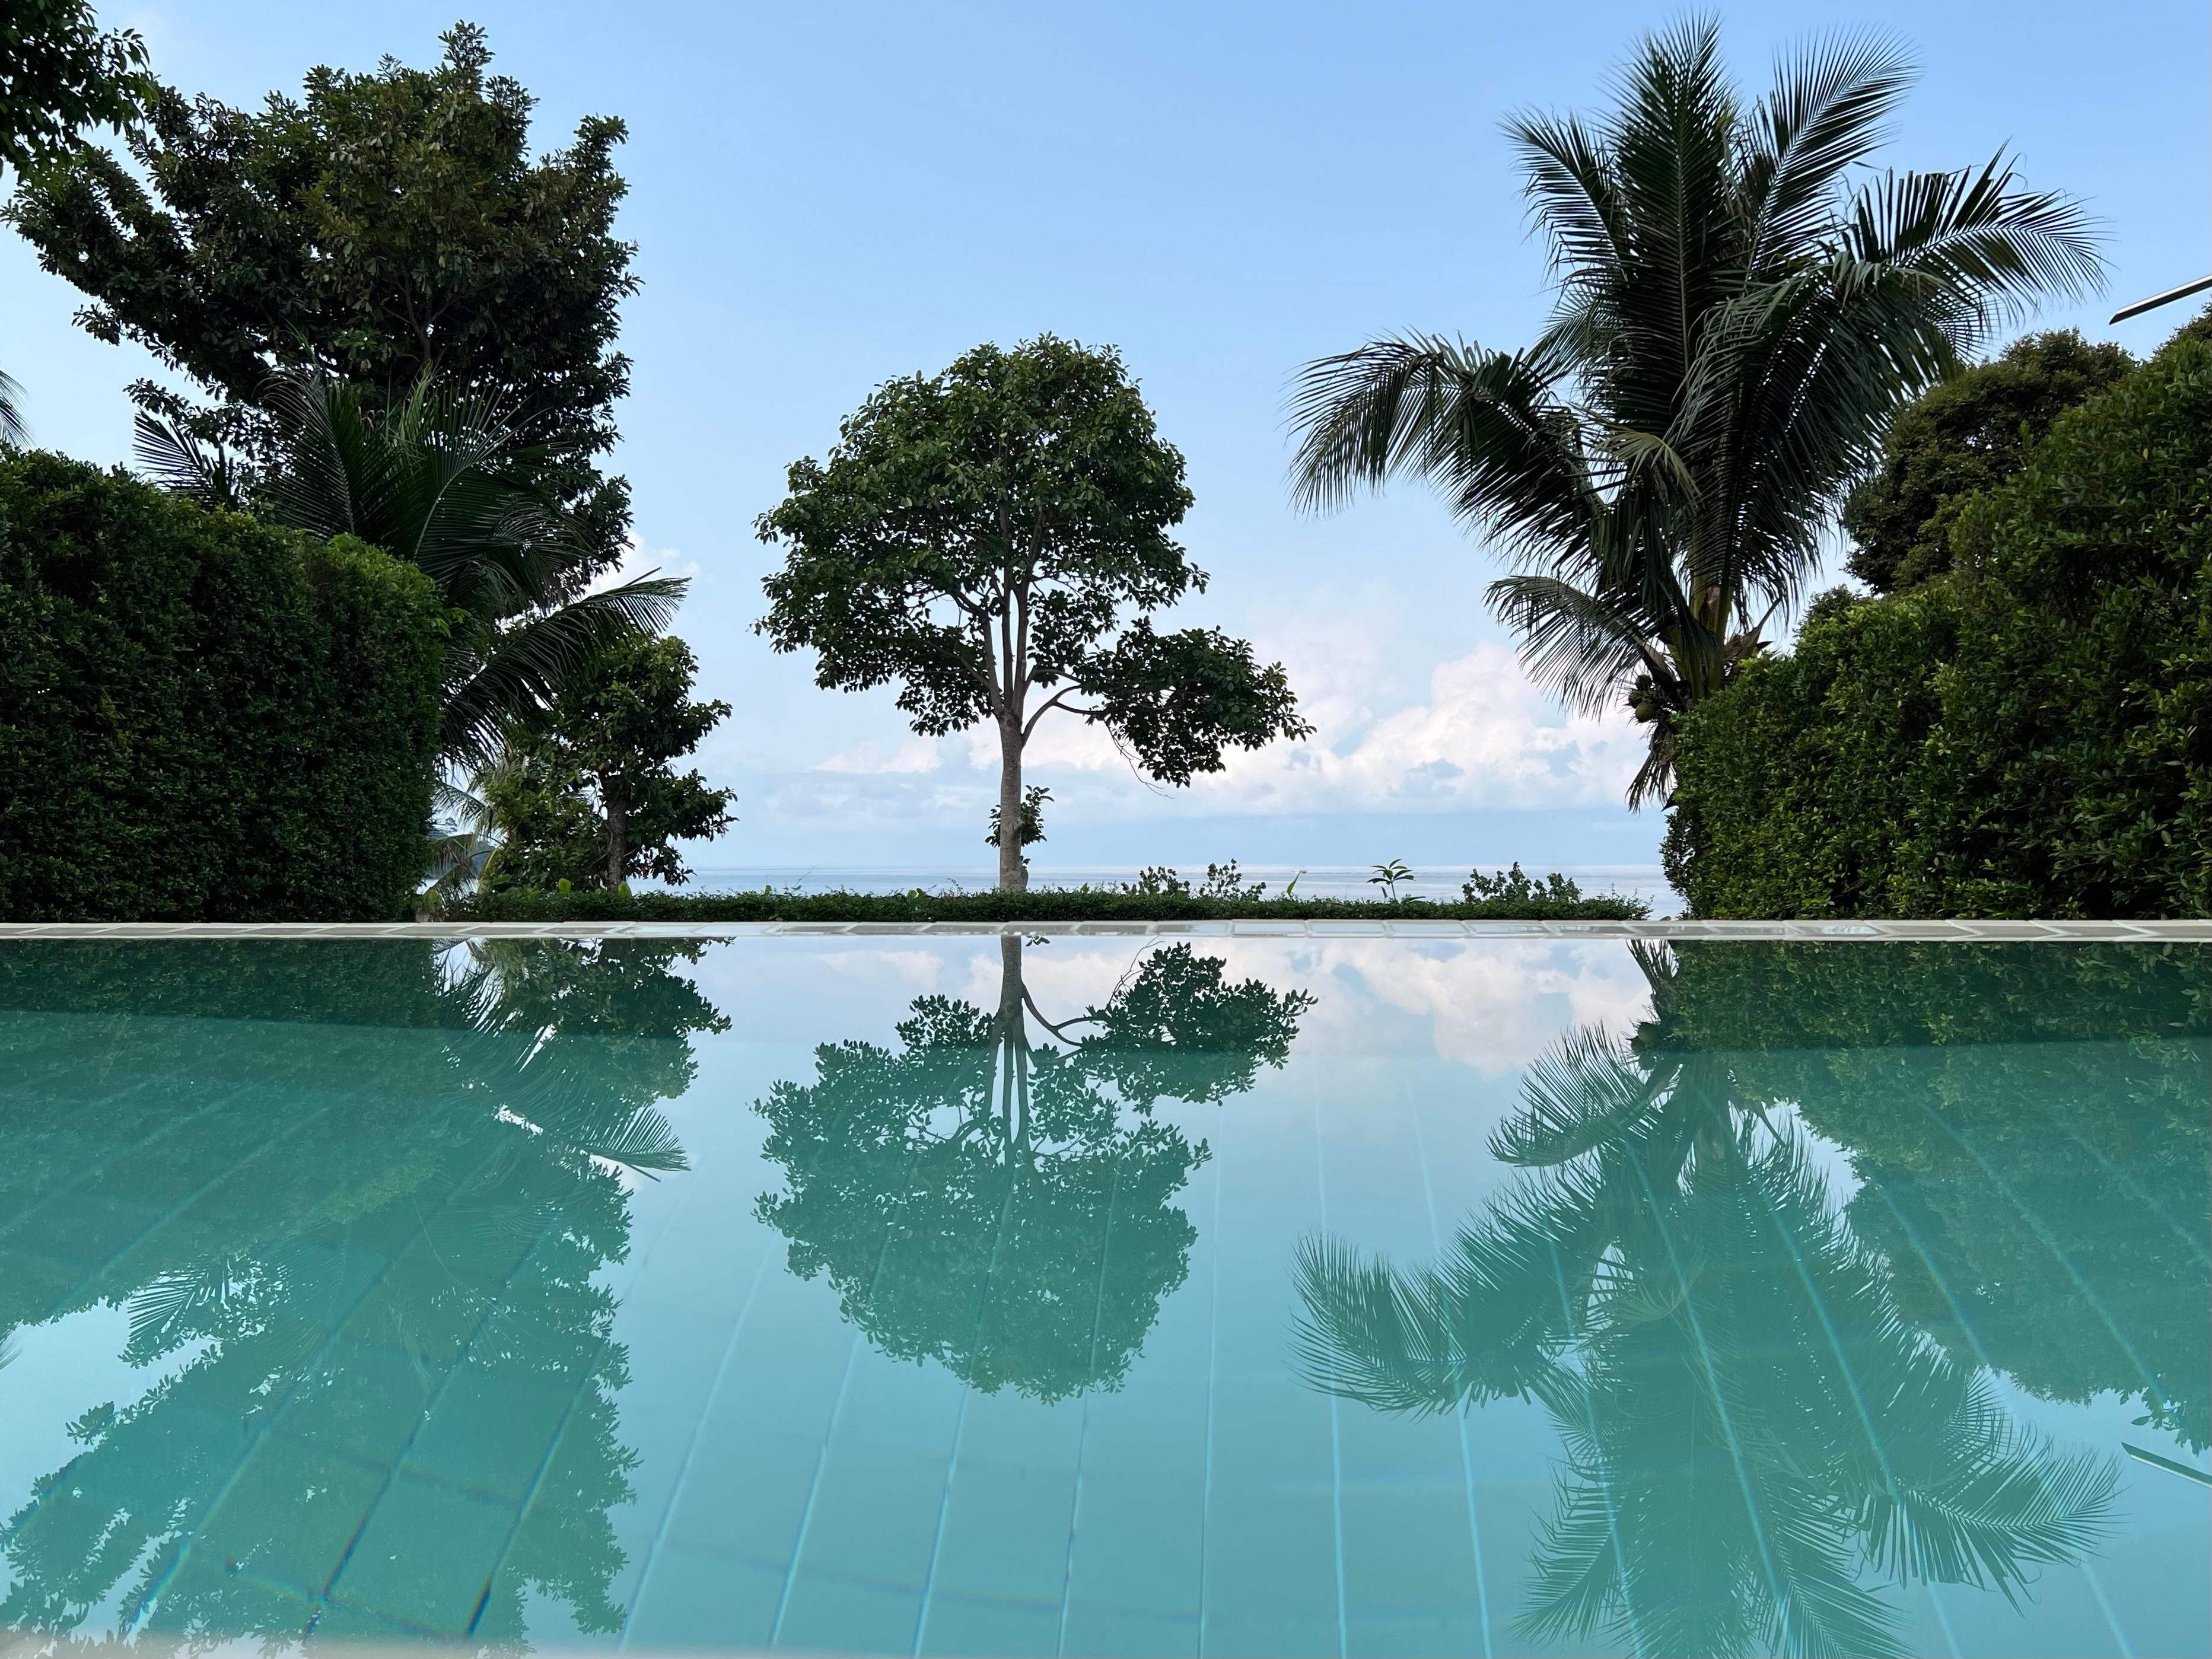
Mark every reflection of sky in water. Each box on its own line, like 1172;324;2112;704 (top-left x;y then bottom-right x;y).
0;938;2202;1657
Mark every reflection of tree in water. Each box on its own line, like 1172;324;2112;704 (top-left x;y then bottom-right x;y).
1652;941;2211;1454
758;937;1313;1402
0;939;725;1646
1294;944;2117;1659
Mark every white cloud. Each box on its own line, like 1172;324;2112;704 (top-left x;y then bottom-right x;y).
817;735;943;775
824;635;1641;817
1187;640;1641;815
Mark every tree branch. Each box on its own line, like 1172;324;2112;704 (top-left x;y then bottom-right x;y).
1021;683;1101;740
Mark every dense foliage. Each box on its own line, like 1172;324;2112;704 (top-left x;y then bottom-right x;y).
6;24;638;567
1667;325;2212;918
1290;20;2098;804
484;632;735;891
758;335;1309;889
1840;330;2133;592
0;0;149;184
1;0;154;440
0;451;445;921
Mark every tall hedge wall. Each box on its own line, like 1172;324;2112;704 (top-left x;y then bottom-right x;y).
0;451;446;920
1666;332;2212;919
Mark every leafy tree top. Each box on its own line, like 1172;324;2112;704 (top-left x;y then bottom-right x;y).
1842;330;2134;593
6;23;639;566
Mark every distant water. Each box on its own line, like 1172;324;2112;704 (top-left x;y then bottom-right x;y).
666;862;1675;910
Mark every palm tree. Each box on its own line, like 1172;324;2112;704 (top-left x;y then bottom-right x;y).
1290;20;2102;803
1292;948;2116;1657
136;368;682;770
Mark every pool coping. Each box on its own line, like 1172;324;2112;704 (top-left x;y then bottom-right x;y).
2;919;2208;942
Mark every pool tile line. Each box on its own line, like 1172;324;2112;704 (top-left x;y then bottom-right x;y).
5;919;2209;941
1405;1083;1495;1659
616;1246;776;1651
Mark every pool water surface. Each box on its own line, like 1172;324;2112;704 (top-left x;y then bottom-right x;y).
0;935;2204;1658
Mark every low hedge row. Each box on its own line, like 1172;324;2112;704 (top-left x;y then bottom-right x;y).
453;885;1649;924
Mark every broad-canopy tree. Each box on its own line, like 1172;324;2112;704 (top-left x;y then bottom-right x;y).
7;23;638;568
758;336;1311;890
138;367;680;770
482;632;736;893
1289;18;2100;804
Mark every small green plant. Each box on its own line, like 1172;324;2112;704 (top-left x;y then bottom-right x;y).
1283;869;1304;899
1368;859;1414;902
985;785;1054;854
1199;859;1266;901
1121;865;1191;897
1463;862;1584;905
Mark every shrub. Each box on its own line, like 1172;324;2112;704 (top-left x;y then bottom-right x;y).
0;450;445;919
1667;329;2212;919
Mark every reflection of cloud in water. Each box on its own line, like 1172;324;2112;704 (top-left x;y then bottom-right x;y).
701;938;1659;1080
1285;941;1656;1075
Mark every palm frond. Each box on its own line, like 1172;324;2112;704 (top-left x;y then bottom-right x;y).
1485;573;1677;717
1290;1237;1475;1414
0;368;26;448
573;1105;692;1175
1287;336;1596;555
132;410;249;510
440;577;686;767
1845;156;2106;345
1741;32;1915;268
1494;1026;1662;1167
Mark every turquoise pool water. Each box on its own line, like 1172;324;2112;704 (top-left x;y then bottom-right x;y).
0;935;2204;1658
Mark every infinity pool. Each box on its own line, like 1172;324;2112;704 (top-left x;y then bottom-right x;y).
0;935;2204;1657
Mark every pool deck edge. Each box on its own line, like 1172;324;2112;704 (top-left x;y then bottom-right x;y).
2;919;2207;942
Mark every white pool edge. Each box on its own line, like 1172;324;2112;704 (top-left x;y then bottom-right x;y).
1;919;2207;942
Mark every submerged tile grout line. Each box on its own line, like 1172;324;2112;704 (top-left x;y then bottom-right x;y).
4;919;2208;941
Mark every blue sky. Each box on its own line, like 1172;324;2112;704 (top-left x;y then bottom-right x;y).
5;1;2206;871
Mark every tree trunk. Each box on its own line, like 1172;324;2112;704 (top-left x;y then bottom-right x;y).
996;719;1027;891
604;775;630;891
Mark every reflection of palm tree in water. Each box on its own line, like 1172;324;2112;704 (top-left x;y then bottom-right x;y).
758;936;1314;1402
0;939;725;1646
1294;944;2115;1659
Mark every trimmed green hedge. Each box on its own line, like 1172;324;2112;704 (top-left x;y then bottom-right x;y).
0;451;446;921
1667;332;2212;919
453;884;1648;925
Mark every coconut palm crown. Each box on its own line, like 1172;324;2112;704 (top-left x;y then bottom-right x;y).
136;368;683;770
1290;19;2102;804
